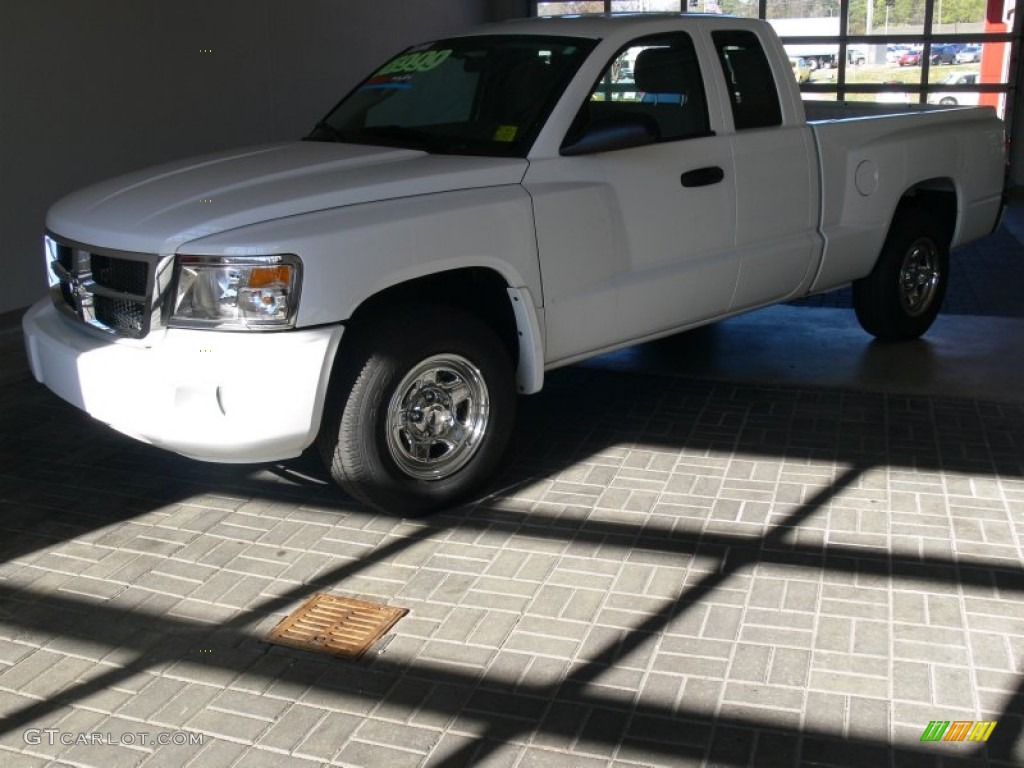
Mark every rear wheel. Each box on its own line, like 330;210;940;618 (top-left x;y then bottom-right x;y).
939;96;957;105
318;306;516;515
853;205;949;341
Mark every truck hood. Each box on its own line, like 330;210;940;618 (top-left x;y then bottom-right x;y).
46;142;529;254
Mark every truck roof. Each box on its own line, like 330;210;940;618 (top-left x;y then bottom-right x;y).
458;13;767;43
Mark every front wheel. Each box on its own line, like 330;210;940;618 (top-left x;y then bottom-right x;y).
318;306;516;515
853;205;949;341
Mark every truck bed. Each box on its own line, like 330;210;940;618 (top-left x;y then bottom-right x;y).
803;101;1005;295
804;100;971;122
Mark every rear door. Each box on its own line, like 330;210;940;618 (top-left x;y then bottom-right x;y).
707;27;821;310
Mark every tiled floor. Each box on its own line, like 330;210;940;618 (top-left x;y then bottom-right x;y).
2;219;1024;766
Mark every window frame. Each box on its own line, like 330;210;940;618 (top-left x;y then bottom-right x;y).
565;31;714;149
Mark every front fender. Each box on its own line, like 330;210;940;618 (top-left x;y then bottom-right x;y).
178;184;546;390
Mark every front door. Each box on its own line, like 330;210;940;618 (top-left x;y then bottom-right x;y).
525;31;740;364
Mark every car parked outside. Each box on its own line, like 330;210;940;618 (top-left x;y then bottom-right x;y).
927;72;979;105
790;56;812;83
956;45;982;63
887;46;907;63
930;44;960;65
899;50;921;66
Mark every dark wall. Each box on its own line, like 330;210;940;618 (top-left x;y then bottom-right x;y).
0;0;515;314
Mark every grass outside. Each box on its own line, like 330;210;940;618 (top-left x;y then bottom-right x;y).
803;62;983;102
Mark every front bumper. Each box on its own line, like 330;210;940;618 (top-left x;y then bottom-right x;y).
22;300;343;463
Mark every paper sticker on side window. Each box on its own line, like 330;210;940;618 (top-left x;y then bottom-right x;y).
494;126;518;142
375;49;453;76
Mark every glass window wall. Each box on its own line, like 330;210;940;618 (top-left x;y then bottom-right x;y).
532;0;1017;119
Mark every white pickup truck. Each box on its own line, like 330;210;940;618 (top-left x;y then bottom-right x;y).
23;15;1005;514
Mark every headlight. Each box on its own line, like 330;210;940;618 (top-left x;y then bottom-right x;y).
170;255;302;330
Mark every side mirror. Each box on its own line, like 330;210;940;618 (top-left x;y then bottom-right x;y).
560;114;658;156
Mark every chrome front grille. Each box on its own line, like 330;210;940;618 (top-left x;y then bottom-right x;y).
45;235;169;340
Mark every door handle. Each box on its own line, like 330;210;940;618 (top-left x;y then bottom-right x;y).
681;166;725;188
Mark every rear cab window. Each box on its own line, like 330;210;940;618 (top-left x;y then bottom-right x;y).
712;30;783;131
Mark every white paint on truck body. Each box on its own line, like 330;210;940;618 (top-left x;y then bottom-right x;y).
23;15;1005;463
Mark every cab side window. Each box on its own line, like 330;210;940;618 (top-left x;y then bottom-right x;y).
565;32;711;147
712;30;782;131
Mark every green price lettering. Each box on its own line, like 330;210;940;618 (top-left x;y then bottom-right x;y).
376;49;452;76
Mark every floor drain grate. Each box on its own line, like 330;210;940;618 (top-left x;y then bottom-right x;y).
265;593;408;659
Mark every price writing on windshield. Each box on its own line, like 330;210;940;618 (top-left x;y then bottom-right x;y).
375;49;452;76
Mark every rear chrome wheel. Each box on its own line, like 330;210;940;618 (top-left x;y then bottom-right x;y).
898;238;942;318
854;205;949;341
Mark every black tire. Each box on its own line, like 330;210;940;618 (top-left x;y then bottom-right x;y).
853;205;950;341
318;306;516;516
939;96;957;106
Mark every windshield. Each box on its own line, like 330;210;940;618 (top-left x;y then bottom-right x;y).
307;35;596;157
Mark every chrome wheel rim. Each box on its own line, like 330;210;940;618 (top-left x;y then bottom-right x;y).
899;237;941;317
386;354;490;481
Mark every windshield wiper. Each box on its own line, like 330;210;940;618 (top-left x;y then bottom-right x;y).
304;120;347;143
357;125;449;153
